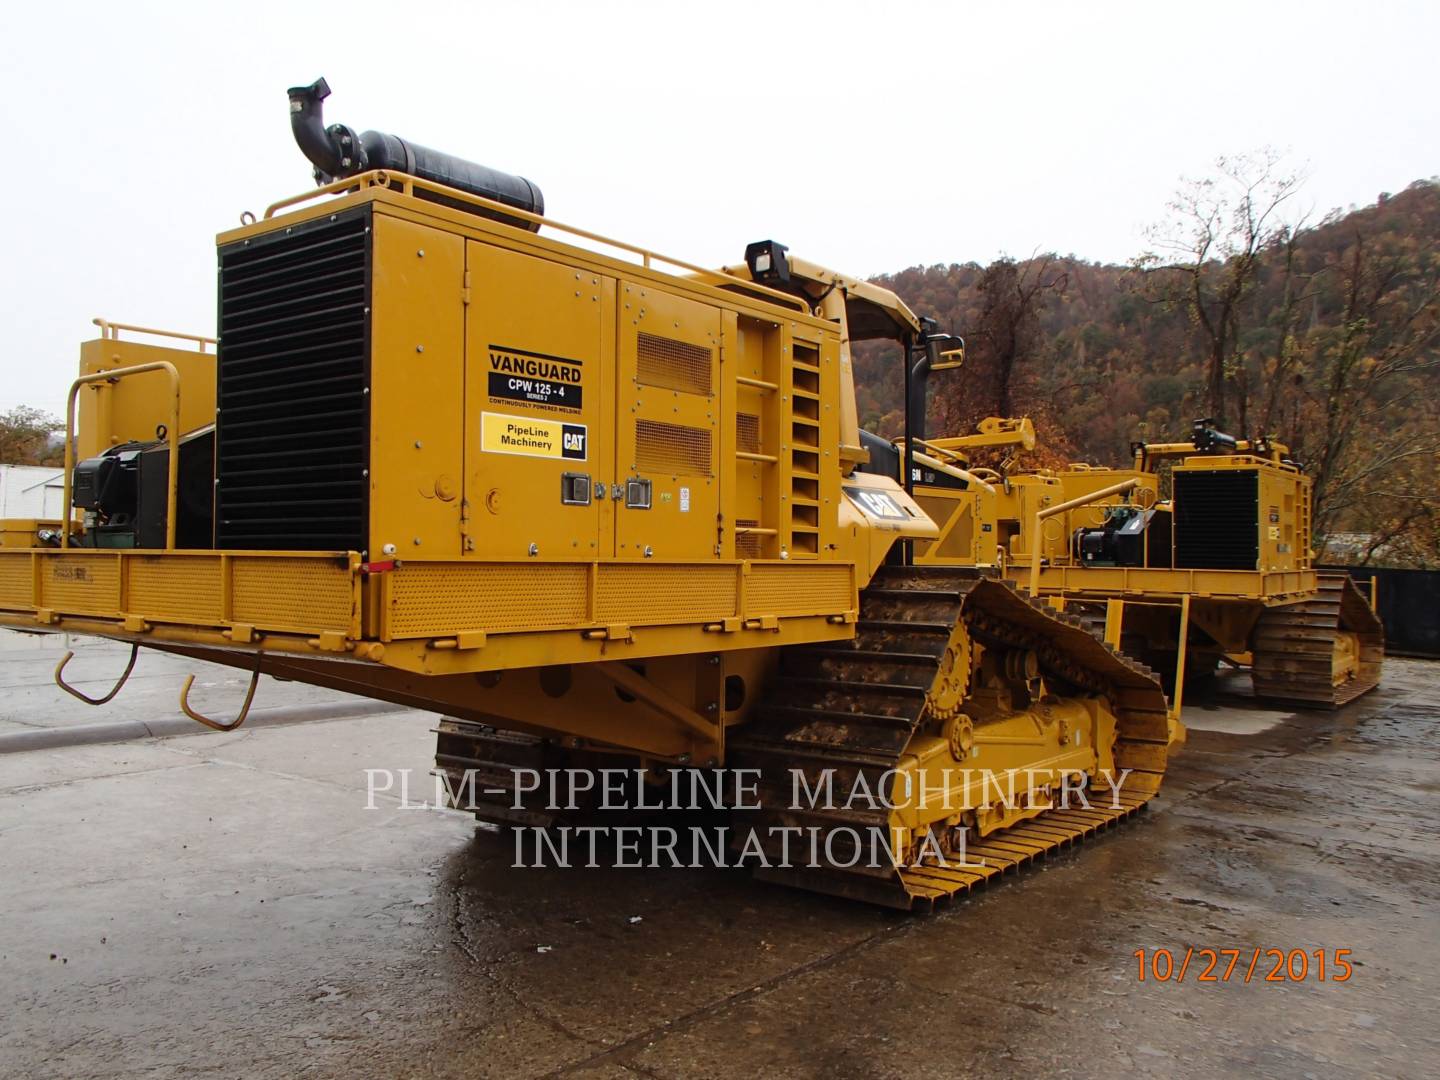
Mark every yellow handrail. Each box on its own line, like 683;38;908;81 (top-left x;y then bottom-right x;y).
910;436;967;465
1028;479;1140;597
261;170;809;313
908;442;997;495
93;318;215;352
62;361;182;550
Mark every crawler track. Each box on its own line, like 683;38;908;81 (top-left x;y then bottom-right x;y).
434;723;558;828
1252;573;1384;708
728;566;1170;910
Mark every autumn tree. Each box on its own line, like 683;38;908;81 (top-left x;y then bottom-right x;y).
0;406;64;466
922;255;1067;443
974;255;1067;419
1291;210;1440;546
1335;446;1440;567
1138;150;1303;430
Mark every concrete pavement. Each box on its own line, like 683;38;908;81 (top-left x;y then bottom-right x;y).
0;652;1436;1078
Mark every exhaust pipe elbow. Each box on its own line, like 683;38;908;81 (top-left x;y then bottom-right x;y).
287;78;358;182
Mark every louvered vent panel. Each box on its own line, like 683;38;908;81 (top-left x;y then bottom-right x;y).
636;332;712;396
1174;470;1259;570
635;419;713;476
216;208;371;551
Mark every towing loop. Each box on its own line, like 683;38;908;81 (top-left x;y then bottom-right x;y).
180;660;261;732
54;643;139;706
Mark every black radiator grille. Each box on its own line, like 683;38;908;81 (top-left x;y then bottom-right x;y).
216;208;371;551
1174;470;1259;570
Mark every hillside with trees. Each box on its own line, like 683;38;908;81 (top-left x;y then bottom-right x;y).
855;161;1440;567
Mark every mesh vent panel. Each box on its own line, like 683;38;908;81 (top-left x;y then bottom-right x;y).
0;555;31;607
128;556;223;624
596;565;735;624
387;564;589;637
230;557;356;634
636;332;712;396
736;521;763;560
636;419;713;476
38;555;120;615
737;412;761;454
747;564;852;616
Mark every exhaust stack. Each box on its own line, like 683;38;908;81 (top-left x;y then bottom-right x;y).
286;78;544;230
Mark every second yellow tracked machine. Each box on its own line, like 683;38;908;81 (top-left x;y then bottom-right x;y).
898;358;1383;712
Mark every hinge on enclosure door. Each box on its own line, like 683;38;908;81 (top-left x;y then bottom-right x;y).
462;270;472;306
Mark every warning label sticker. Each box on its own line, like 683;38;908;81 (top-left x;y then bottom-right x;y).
487;343;584;413
482;412;587;461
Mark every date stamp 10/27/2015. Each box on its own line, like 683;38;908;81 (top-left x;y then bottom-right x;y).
1135;947;1355;984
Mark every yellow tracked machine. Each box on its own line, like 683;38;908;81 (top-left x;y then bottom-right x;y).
900;362;1383;714
0;81;1171;910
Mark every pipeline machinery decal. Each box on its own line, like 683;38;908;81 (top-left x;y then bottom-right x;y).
482;412;587;461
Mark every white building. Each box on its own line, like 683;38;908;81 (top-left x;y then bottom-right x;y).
0;464;66;519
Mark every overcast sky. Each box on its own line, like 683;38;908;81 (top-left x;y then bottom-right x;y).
1;0;1435;416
